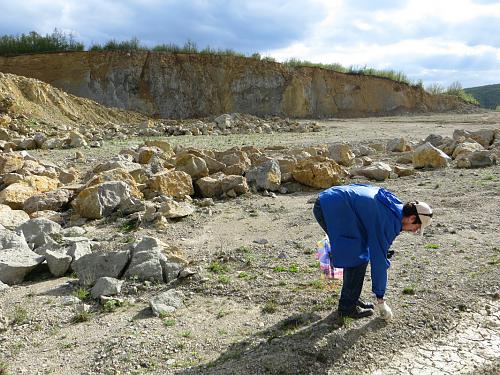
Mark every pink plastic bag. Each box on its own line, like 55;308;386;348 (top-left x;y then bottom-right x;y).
315;236;343;279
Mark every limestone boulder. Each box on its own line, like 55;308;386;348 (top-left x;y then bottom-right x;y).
45;249;72;277
221;175;249;196
72;250;130;286
69;131;87;148
351;162;392;181
150;289;185;316
0;183;38;209
123;247;164;282
85;168;142;198
454;129;495;148
23;189;74;214
394;165;415;177
328;143;356;167
456;151;497;168
245;159;281;191
17;218;62;248
91;277;124;299
292;156;347;188
0;153;24;174
159;200;195;219
72;181;143;219
137;147;157;164
195;174;224;198
41;137;65;150
144;140;174;157
0;228;44;285
220;151;251;175
175;154;209;179
0;206;30;229
413;142;451;169
424;134;445;147
67;241;92;264
146;170;194;199
387;138;411;152
452;141;484;160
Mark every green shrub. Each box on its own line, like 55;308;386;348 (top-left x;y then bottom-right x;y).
208;261;227;274
0;29;84;56
72;287;90;301
402;286;416;295
262;300;278;314
163;319;176;327
12;306;28;325
71;310;91;323
0;360;9;375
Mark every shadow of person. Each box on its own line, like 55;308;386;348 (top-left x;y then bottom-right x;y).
177;310;386;375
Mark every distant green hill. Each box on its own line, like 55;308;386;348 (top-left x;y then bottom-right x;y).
464;84;500;109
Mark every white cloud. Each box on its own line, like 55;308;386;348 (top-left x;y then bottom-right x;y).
0;0;499;86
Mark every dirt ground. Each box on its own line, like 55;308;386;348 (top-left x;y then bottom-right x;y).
1;112;499;375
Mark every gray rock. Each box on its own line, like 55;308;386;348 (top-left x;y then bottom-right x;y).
387;137;409;152
72;250;130;286
62;226;87;237
160;260;183;282
123;247;164;282
135;236;166;252
60;296;81;305
23;189;73;214
457;151;497;169
0;313;9;332
0;229;44;284
17;218;62;248
0;280;9;293
0;208;30;229
66;241;92;263
34;240;63;257
424;134;445;147
150;289;184;316
91;277;123;299
245;159;281;191
45;249;72;277
72;181;144;219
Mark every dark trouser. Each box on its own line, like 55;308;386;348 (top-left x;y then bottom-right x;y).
313;197;368;313
338;262;368;313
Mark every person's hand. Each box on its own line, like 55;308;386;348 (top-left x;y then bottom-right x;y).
375;299;393;321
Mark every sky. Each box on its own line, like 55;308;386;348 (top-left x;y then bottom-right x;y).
0;0;499;88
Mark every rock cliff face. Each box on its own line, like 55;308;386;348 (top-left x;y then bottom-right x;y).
0;51;466;119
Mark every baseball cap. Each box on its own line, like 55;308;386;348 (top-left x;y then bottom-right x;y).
415;201;433;235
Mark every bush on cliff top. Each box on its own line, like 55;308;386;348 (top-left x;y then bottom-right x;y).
0;29;84;56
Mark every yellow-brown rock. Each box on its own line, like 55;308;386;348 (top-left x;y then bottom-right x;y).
146;170;194;199
24;175;59;193
0;114;12;127
137;147;157;164
144;140;174;158
0;183;38;209
413;142;451;169
175;154;209;179
292;156;347;188
85;168;142;198
0;153;24;174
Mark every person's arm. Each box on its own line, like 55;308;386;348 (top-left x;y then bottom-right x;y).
368;236;391;298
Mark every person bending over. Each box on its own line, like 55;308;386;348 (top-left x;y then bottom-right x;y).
313;184;433;320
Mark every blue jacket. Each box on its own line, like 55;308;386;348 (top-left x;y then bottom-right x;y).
318;184;403;298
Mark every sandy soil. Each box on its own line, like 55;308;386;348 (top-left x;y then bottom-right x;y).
1;111;499;375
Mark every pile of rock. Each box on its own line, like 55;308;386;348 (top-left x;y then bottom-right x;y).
0;112;322;151
0;215;188;287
